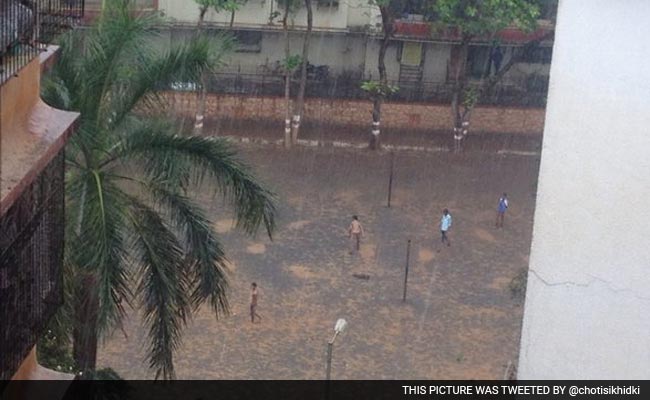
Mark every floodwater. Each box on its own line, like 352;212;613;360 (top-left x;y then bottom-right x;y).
98;145;541;379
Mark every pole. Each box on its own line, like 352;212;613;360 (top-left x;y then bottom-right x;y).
326;331;339;380
387;152;395;207
403;239;411;302
325;341;333;380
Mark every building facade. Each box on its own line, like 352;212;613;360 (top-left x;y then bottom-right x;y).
1;0;82;381
518;0;650;379
116;0;555;105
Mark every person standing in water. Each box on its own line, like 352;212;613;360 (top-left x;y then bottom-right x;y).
348;215;364;254
496;193;509;228
440;209;452;247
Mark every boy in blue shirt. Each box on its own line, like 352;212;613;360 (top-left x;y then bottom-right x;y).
496;193;509;228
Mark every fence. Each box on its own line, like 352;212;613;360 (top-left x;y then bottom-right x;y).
199;70;548;108
1;0;84;83
0;151;66;380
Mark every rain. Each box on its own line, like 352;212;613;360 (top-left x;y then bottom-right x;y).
2;0;565;383
94;0;552;379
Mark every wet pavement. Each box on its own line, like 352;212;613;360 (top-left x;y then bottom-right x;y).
98;144;540;379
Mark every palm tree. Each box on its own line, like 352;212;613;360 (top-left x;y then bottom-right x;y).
41;0;276;379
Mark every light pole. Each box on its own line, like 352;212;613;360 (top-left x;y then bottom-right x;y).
325;318;348;381
403;239;411;302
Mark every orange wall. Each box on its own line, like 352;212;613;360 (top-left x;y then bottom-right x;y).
164;92;546;135
0;58;41;138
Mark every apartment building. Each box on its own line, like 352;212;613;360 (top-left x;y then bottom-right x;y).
153;0;555;104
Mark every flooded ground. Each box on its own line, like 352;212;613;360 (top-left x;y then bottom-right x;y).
98;144;540;379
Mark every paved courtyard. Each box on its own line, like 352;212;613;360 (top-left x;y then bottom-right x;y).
98;144;541;379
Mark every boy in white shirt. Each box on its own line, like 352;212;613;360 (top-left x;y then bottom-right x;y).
440;209;452;247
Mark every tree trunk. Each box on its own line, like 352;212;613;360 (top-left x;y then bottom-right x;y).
370;7;393;150
370;95;382;150
450;35;471;153
282;2;292;148
72;273;99;374
451;31;553;152
291;0;313;145
194;7;209;136
229;9;236;29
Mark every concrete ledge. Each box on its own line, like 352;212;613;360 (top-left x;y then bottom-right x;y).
0;99;79;216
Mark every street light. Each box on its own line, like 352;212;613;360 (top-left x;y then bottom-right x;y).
325;318;348;381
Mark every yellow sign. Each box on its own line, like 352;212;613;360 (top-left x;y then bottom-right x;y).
402;42;423;66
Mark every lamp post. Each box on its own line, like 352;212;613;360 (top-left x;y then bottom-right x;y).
325;318;348;381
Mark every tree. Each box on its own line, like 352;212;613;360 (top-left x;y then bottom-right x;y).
290;0;313;145
42;0;276;379
364;0;403;150
278;0;302;148
194;0;245;29
431;0;541;151
193;0;245;134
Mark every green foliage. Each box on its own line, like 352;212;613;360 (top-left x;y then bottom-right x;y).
37;328;76;374
42;0;276;380
283;54;303;71
509;268;529;303
194;0;245;13
89;368;124;380
462;86;479;109
433;0;540;36
361;80;399;97
269;10;282;22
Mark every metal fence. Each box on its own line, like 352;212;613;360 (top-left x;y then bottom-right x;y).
0;151;65;380
1;0;84;83
202;71;548;107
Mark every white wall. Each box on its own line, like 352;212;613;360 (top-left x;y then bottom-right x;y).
422;43;450;82
226;31;367;75
518;0;650;379
363;39;401;81
160;0;375;30
347;0;380;30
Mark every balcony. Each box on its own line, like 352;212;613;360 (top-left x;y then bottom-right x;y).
1;0;83;381
0;151;66;380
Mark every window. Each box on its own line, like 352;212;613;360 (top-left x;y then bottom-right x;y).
317;0;340;7
520;47;553;64
466;46;491;79
233;30;262;53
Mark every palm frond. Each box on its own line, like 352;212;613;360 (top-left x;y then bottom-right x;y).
140;180;230;315
77;2;161;124
42;31;83;111
107;34;231;132
115;129;276;239
126;196;192;380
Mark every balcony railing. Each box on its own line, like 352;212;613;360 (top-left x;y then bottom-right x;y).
1;0;84;83
394;19;553;45
179;69;548;107
0;151;65;380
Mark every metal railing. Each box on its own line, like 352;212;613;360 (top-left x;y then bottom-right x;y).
1;0;84;83
0;151;65;380
195;70;548;107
